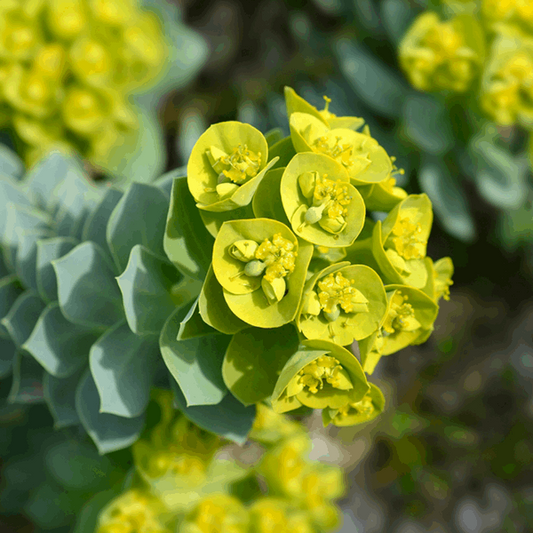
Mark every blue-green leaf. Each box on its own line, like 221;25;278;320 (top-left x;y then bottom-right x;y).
117;245;182;336
402;94;454;155
419;159;476;242
381;0;416;44
334;38;409;118
0;144;24;179
222;325;299;406
74;489;122;533
8;352;44;404
0;336;17;378
36;236;78;303
0;275;24;337
82;187;123;257
471;137;528;210
23;303;97;377
177;298;216;341
154;167;186;199
90;321;160;418
172;380;255;445
3;203;51;270
107;182;168;272
0;176;32;238
53;167;101;239
76;369;145;454
16;229;53;292
164;177;214;280
161;306;228;407
25;150;85;211
2;290;46;347
45;439;115;491
43;370;83;428
53;242;124;329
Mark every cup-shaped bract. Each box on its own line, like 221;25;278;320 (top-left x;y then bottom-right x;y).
212;219;313;328
322;382;385;428
421;256;454;304
399;12;484;93
96;489;169;533
297;263;388;347
281;152;365;248
284;86;365;131
479;34;533;127
372;194;433;289
271;339;369;417
289;112;392;185
187;121;277;212
179;493;249;533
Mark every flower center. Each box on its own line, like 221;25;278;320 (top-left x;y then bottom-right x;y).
312;135;371;174
388;214;426;260
317;272;369;316
294;355;353;395
207;144;261;184
335;391;375;419
383;291;421;335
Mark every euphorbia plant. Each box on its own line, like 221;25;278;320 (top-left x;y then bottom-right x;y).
0;86;452;460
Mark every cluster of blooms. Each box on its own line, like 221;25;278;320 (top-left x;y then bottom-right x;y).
96;395;344;533
0;0;166;166
183;87;453;428
399;0;533;126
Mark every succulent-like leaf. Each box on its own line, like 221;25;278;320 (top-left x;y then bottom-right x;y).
267;136;297;169
3;203;52;270
0;144;24;180
8;352;45;404
164;177;214;280
117;245;183;336
161;306;228;407
90;322;160;418
76;370;145;454
2;290;46;348
36;237;78;303
0;336;17;378
0;176;32;238
53;242;125;330
222;324;299;406
23;303;97;378
25;151;85;211
16;229;53;292
43;370;83;429
177;298;216;340
53;168;101;240
172;380;255;445
106;183;168;272
81;188;123;259
0;275;24;337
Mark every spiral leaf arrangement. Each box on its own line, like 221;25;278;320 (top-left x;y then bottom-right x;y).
0;86;452;461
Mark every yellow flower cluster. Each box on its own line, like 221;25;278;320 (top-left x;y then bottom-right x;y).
317;272;369;314
400;0;533;127
0;0;166;166
255;234;297;282
96;397;345;533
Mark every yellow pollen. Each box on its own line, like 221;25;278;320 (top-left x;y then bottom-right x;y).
317;272;369;314
390;215;425;260
215;144;261;184
383;291;421;335
296;355;349;394
255;233;296;282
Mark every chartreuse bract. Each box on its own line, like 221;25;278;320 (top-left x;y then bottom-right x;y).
0;85;452;487
93;395;345;533
0;0;206;183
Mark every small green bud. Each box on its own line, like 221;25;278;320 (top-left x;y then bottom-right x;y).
304;203;327;225
298;171;318;198
229;240;259;262
319;215;346;234
262;276;286;305
323;305;340;322
244;260;266;277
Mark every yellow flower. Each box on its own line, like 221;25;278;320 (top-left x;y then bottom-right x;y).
399;12;481;93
